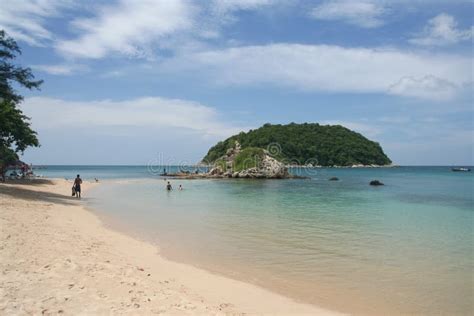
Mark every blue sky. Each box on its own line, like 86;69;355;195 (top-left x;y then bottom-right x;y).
2;0;473;165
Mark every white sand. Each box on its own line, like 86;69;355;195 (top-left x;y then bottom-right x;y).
0;179;343;315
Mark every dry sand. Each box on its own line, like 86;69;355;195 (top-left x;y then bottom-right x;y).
0;179;342;315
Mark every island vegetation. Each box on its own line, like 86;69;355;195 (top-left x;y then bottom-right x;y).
203;123;391;167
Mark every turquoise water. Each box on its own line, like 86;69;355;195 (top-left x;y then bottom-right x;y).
33;165;209;180
43;166;473;314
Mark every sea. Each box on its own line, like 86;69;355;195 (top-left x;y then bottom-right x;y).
37;165;473;315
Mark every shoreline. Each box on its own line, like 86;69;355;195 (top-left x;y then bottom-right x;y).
0;178;342;315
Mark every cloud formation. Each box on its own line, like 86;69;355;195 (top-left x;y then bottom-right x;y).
161;43;471;100
310;0;386;28
54;0;279;59
56;0;196;59
388;75;458;101
31;63;89;75
409;13;473;46
0;0;69;46
21;96;248;138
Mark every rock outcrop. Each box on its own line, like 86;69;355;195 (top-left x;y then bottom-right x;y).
369;180;384;186
167;141;300;179
208;141;290;179
234;154;289;179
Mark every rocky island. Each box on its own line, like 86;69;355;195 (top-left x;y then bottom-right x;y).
165;123;392;180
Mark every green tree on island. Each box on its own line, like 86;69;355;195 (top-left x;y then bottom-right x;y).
0;30;42;181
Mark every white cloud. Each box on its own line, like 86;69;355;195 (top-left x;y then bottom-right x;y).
161;43;472;100
310;0;386;28
0;0;70;46
55;0;196;59
409;13;473;46
388;75;458;101
31;63;89;75
21;96;248;138
3;0;277;58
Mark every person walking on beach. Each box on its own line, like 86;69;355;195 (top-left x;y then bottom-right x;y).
73;174;83;198
166;181;172;191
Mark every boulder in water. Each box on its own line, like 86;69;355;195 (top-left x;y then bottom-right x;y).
209;167;223;176
369;180;384;186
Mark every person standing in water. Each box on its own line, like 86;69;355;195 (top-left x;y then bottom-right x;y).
73;174;83;198
166;181;172;191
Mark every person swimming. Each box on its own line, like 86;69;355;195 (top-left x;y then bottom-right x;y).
166;181;172;191
178;184;183;190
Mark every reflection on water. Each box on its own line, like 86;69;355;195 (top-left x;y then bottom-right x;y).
85;167;473;315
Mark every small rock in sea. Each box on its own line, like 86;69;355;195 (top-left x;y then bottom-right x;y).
329;177;339;181
369;180;384;186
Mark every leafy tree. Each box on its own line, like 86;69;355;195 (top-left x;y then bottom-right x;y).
0;30;42;181
0;30;43;103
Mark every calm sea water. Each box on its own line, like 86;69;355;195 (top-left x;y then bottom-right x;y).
33;165;208;180
41;166;473;315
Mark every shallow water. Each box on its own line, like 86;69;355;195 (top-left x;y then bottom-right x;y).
44;166;473;314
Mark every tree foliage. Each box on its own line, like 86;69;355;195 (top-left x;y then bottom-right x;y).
0;99;39;152
0;30;42;180
0;143;18;170
203;123;392;166
0;30;43;103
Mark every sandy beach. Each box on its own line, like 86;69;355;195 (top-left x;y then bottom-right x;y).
0;179;341;315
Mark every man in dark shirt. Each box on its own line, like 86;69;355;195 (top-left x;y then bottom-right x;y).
74;174;83;198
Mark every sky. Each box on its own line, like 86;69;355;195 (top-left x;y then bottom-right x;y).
2;0;473;165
